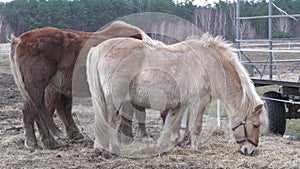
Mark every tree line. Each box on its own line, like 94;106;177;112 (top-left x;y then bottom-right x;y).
1;0;300;42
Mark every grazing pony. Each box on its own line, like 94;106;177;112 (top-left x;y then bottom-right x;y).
161;34;269;155
87;34;268;155
10;21;157;149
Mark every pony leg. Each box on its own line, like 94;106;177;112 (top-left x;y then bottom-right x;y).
117;101;134;144
45;85;57;117
94;109;110;152
45;85;84;141
55;94;84;141
190;101;209;151
32;88;59;149
23;84;59;149
35;113;59;149
22;102;38;149
20;59;60;149
92;97;120;155
26;85;59;149
135;109;150;139
94;103;120;155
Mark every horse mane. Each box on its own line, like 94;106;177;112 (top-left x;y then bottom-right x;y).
200;33;263;113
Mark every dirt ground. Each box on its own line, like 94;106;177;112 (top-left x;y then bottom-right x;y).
0;48;300;169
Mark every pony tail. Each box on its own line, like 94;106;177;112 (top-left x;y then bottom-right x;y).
9;35;32;104
86;46;111;150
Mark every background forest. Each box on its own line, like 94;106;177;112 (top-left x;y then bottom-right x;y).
1;0;300;43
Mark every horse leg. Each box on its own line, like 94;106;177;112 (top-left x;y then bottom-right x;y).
24;83;59;149
21;59;59;149
161;110;169;125
189;100;210;151
45;85;58;117
134;109;150;139
35;86;61;149
22;102;38;149
107;108;120;155
55;94;84;141
117;101;134;144
178;110;189;143
35;113;59;149
94;106;110;154
94;101;120;156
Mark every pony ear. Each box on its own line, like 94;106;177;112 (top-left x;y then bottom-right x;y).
254;103;264;113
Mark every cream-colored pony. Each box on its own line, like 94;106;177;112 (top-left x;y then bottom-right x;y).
86;33;268;155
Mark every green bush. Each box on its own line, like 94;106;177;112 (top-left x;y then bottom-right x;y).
273;31;294;38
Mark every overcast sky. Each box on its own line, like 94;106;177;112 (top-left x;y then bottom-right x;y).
0;0;238;6
0;0;11;2
0;0;236;5
177;0;236;6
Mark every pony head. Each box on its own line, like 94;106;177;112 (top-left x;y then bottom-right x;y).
160;109;189;144
232;103;268;155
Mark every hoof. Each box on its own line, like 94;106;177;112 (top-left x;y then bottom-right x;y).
134;130;150;139
67;131;85;143
134;129;153;143
117;123;133;138
111;145;121;155
82;138;94;148
42;138;60;149
134;136;153;143
117;131;134;144
117;120;133;144
94;148;117;159
24;138;39;150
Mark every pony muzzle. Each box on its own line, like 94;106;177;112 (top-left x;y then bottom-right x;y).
232;116;259;155
239;144;257;156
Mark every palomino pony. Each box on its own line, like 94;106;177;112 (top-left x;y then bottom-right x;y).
10;21;157;149
161;34;269;155
87;34;268;155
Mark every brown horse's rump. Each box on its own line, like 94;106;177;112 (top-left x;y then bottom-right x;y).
10;21;150;149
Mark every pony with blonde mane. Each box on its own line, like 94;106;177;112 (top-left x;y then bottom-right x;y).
87;33;268;155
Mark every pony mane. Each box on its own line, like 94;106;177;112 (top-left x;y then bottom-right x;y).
200;33;263;113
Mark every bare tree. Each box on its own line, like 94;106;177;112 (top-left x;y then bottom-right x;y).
194;8;214;34
194;6;236;40
240;20;256;39
228;5;236;41
0;14;13;43
214;9;228;37
274;18;292;33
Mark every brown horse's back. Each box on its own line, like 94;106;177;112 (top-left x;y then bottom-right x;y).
17;27;90;66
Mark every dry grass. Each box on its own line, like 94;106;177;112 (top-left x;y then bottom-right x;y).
1;42;300;169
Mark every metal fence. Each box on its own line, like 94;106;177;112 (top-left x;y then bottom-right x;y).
236;0;300;83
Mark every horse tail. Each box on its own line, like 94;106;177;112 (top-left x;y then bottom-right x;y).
10;35;62;137
86;46;111;149
10;35;32;104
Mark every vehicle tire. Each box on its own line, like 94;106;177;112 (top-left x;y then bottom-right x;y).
263;91;286;136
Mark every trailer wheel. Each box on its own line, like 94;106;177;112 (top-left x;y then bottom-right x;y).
263;91;286;136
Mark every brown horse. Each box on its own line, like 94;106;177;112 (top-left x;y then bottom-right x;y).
10;21;156;149
87;34;268;155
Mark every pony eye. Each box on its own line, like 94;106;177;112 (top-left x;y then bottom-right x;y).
253;124;260;128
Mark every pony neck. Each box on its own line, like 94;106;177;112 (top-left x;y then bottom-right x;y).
218;73;260;124
220;82;245;120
